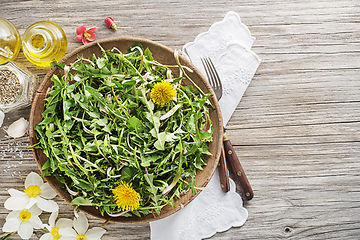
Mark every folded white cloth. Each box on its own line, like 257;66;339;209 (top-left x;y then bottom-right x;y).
150;11;260;240
150;169;248;240
182;11;260;126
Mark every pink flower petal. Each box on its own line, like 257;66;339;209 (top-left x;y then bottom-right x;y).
76;25;86;35
82;38;89;45
87;27;97;32
74;34;84;42
86;31;96;41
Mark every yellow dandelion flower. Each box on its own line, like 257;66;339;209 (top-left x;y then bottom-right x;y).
112;181;140;211
151;81;177;105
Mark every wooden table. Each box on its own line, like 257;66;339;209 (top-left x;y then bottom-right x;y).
1;0;360;239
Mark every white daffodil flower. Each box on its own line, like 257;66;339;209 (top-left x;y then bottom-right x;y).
40;211;73;240
4;172;59;212
59;212;106;240
2;205;44;239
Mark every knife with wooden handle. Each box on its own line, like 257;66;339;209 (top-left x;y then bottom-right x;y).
223;129;254;201
218;146;230;192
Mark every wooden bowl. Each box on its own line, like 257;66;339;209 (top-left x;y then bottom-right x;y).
29;37;223;223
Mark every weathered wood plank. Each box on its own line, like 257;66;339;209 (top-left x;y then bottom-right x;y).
1;0;360;239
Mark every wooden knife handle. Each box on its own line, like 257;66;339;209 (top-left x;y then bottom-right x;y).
223;132;254;201
218;147;230;192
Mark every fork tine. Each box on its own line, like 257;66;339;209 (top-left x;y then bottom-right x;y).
201;58;212;86
201;57;222;100
201;58;216;88
205;57;222;92
204;58;215;87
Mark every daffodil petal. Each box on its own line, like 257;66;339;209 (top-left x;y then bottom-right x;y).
58;237;77;240
40;183;57;199
25;172;43;188
73;212;88;235
59;227;78;237
2;217;21;232
8;188;26;197
49;211;58;227
4;195;29;210
18;221;34;239
25;197;38;209
6;210;20;220
85;227;106;239
29;215;44;229
29;204;42;216
39;233;53;240
56;218;73;228
35;196;59;212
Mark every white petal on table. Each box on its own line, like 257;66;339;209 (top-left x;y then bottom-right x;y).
59;227;78;237
85;227;106;239
6;210;21;220
7;188;26;197
59;237;77;240
29;215;45;229
2;217;21;232
39;233;53;240
25;197;38;210
40;182;57;199
25;172;44;188
48;210;59;227
35;196;59;212
73;212;89;235
56;218;73;228
4;195;29;211
6;117;29;139
18;221;34;240
29;204;43;216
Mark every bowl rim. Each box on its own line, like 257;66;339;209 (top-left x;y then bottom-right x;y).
29;36;223;223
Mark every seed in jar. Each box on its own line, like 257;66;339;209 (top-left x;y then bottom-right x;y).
0;70;20;104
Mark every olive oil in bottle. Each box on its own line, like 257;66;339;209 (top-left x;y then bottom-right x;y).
22;21;67;67
0;18;21;65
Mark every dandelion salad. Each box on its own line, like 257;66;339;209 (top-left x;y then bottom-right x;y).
32;43;214;218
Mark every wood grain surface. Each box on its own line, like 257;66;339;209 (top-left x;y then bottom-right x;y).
1;0;360;239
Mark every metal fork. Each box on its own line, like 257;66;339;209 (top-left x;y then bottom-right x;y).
201;57;254;200
201;57;230;193
201;58;223;100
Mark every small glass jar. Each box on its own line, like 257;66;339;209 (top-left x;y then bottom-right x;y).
22;21;67;67
0;61;39;113
0;18;21;65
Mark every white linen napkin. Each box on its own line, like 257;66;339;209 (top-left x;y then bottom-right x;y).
150;11;260;240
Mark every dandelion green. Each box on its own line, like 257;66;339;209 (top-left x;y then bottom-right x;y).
32;42;214;218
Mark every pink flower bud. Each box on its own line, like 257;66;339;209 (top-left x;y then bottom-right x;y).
105;17;117;31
